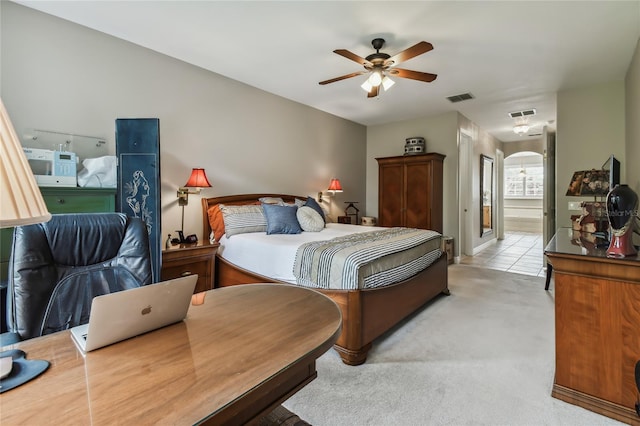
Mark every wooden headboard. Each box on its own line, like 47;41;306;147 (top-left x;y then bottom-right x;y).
201;194;306;241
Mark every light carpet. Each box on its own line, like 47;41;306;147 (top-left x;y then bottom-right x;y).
283;264;625;426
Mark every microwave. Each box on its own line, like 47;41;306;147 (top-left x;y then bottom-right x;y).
22;148;77;187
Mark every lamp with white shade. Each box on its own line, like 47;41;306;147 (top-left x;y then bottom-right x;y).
0;97;51;387
0;100;51;227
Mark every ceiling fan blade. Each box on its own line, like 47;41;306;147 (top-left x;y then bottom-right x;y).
387;41;433;65
367;85;379;98
319;71;367;85
389;68;437;83
334;49;372;66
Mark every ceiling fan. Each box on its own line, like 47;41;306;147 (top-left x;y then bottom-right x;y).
319;38;437;98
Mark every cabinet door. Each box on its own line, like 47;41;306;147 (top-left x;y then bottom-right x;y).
405;161;432;229
378;162;404;227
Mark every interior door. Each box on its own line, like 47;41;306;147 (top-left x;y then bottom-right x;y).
495;149;505;240
543;128;556;245
459;132;473;256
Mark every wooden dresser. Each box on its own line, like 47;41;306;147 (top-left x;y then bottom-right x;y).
545;228;640;425
376;153;445;232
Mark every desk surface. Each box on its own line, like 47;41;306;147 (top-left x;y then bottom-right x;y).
545;227;639;263
0;284;342;425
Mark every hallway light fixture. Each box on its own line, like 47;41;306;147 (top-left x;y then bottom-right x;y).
513;123;530;136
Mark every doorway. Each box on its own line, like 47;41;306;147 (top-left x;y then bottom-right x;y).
459;149;549;277
503;151;544;234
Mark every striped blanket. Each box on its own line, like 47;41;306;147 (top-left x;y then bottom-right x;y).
293;227;442;290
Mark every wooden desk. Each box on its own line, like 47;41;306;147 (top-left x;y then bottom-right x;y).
0;284;342;425
545;228;640;425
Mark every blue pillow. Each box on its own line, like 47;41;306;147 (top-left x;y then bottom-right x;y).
305;196;326;223
262;204;302;235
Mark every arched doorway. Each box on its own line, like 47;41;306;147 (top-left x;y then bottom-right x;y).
503;151;544;234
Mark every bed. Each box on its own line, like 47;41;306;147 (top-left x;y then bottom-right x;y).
201;194;449;365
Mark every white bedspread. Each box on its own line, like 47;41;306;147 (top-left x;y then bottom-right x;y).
217;223;374;284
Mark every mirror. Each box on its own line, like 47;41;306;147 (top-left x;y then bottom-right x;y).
480;154;494;237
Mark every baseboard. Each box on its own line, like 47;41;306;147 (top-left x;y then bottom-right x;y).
552;383;640;425
472;238;496;255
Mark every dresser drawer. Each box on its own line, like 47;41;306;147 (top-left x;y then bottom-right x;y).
161;242;218;294
41;188;116;213
162;260;210;292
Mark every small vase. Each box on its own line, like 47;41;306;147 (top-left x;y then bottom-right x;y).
606;184;638;258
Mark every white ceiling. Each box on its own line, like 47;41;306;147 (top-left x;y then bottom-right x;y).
14;1;640;143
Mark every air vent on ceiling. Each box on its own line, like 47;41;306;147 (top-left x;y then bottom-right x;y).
508;109;537;118
446;93;474;103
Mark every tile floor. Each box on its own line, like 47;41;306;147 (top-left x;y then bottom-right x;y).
459;231;548;278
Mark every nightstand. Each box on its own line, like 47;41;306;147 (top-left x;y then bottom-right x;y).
337;216;351;224
161;241;219;293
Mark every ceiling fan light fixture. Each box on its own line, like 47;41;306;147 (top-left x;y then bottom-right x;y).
368;70;383;87
381;76;395;91
361;79;373;92
513;123;530;135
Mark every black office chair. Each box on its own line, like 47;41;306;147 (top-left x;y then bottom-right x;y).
3;213;152;343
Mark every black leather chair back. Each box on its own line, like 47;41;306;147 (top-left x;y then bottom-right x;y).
7;213;153;340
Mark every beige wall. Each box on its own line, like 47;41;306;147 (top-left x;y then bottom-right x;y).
626;38;640;196
556;80;626;228
365;111;501;257
365;111;459;245
457;113;503;248
1;3;366;239
625;38;640;248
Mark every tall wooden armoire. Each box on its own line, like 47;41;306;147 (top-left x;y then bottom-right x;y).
376;153;445;232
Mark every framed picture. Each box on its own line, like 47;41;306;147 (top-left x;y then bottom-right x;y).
566;171;584;196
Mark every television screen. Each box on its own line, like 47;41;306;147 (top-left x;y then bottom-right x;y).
606;155;620;189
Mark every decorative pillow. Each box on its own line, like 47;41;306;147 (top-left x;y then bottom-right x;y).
304;196;326;223
258;197;285;205
296;206;324;232
219;204;267;237
262;204;302;235
207;204;226;241
294;198;306;207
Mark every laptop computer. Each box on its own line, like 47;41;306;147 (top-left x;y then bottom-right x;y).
70;274;198;353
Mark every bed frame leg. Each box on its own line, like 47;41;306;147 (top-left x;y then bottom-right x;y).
441;287;451;296
334;343;372;366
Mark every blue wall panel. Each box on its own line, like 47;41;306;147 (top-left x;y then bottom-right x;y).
116;119;161;282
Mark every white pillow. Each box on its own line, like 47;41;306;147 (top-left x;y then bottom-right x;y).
296;206;324;232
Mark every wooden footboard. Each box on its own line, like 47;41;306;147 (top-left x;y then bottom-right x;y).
216;252;449;365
